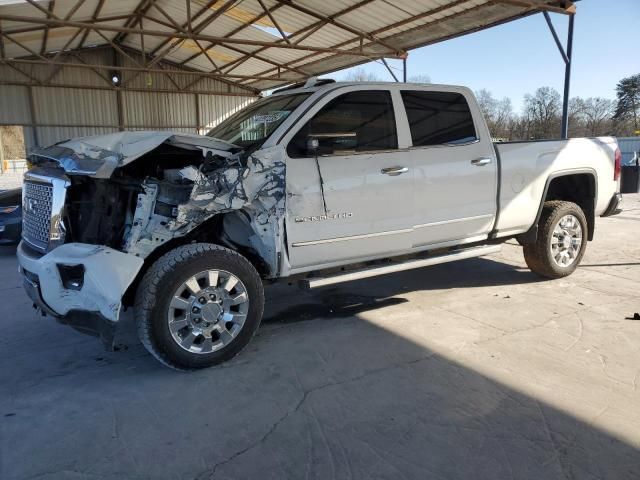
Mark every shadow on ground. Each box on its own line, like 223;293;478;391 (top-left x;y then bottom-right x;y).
263;256;543;325
0;250;638;480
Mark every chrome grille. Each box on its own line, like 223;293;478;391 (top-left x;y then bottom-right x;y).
22;181;53;251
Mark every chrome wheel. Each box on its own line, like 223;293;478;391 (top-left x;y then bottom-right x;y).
550;214;583;268
167;269;249;354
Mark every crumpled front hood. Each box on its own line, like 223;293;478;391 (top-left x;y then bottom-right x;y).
31;131;238;178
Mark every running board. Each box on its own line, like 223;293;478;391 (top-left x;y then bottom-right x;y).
299;244;501;289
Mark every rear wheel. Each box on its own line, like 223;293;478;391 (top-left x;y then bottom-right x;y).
523;201;587;279
135;243;264;370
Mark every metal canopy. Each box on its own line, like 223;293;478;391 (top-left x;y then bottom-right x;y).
0;0;576;93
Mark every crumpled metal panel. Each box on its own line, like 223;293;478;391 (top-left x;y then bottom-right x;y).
17;242;144;323
33;131;238;177
32;130;286;275
123;144;287;275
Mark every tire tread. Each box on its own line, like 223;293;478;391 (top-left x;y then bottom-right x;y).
523;201;587;279
134;243;264;370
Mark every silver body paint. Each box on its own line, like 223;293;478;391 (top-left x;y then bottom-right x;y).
16;82;621;344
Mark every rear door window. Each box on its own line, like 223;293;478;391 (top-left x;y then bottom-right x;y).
288;90;397;157
401;91;477;147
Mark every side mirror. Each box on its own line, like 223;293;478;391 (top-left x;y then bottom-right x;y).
306;136;320;156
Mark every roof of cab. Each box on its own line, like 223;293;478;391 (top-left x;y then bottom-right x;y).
269;78;469;97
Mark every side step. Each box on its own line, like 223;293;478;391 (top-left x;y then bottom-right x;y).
299;244;501;289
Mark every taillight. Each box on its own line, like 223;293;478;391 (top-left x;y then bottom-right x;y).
614;147;621;181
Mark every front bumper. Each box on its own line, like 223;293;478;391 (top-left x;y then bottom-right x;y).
601;193;623;217
17;242;144;346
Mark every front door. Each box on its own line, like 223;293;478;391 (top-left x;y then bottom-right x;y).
284;89;414;270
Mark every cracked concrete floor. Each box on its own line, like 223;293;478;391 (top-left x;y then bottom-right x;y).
1;194;639;480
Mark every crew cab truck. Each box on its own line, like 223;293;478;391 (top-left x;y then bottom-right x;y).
17;79;623;369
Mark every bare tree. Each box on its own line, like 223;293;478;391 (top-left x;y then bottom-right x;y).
582;97;615;136
494;97;514;139
476;89;497;119
474;79;630;141
408;74;431;84
475;89;513;139
343;68;382;82
522;87;562;139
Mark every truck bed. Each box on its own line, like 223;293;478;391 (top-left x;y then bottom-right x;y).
493;137;618;238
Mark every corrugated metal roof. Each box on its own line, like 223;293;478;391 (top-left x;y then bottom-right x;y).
0;0;577;91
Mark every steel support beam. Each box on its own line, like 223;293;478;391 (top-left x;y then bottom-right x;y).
0;129;4;174
147;0;236;59
258;0;290;44
178;3;286;66
0;80;257;97
543;11;574;139
78;0;106;49
274;0;403;56
0;14;398;59
40;0;56;56
381;58;398;82
246;0;471;84
497;0;575;15
27;85;39;147
114;0;158;45
1;58;301;83
561;14;574;140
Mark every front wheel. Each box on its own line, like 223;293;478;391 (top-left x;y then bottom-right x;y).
135;243;264;370
523;201;588;279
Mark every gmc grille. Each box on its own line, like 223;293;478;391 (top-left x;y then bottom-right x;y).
22;181;53;251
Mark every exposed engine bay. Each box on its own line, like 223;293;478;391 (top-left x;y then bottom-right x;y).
30;131;287;278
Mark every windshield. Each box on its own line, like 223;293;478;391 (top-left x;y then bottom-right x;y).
206;93;311;149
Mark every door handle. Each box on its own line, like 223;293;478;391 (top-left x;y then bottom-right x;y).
471;157;492;166
381;166;409;176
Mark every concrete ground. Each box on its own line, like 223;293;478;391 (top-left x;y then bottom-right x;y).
1;195;639;480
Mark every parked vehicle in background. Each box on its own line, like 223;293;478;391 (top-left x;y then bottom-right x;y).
0;188;22;245
16;79;623;369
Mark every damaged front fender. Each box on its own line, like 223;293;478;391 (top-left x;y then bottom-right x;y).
125;146;287;276
30;131;288;278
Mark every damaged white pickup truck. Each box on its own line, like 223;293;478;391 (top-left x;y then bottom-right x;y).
18;79;623;369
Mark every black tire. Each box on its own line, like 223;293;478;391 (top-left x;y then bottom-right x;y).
135;243;264;370
523;201;588;279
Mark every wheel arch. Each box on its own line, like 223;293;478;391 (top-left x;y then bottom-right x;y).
122;211;272;308
517;169;597;244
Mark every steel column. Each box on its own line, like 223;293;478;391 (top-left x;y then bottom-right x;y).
561;14;574;139
27;85;39;148
381;58;398;82
0;128;4;173
543;11;574;139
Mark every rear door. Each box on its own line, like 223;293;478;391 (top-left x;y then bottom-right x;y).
284;88;414;270
399;88;498;248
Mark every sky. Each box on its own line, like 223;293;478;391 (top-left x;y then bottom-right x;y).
332;0;640;112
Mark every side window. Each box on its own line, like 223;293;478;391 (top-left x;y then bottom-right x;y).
288;90;397;158
401;91;478;147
